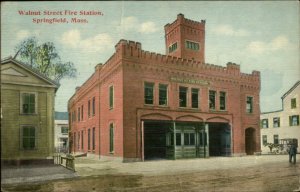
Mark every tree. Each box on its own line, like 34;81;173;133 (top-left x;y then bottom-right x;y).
14;37;76;82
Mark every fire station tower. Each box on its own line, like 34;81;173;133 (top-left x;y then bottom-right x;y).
164;13;205;63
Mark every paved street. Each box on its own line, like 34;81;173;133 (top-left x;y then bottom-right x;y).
1;155;300;192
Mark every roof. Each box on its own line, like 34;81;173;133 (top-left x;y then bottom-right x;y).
261;109;283;115
1;56;60;89
55;111;69;120
281;80;300;99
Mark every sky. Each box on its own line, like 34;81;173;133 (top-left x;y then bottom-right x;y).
1;1;299;113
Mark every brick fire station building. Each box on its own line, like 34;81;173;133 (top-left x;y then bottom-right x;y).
68;14;261;161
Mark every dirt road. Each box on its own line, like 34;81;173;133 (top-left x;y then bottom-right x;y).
2;160;300;192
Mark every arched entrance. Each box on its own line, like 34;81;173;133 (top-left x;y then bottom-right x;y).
245;128;256;155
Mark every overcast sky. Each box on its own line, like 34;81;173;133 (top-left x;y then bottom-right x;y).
1;1;299;113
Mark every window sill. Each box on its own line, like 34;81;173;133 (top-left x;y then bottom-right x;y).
209;110;228;114
158;105;170;109
20;148;38;151
20;113;38;116
109;152;114;155
179;106;188;109
144;104;154;106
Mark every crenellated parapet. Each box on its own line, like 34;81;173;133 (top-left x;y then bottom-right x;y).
111;39;261;82
164;13;205;33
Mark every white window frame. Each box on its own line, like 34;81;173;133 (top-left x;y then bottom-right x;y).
20;92;38;115
159;83;168;106
109;85;114;109
20;125;37;150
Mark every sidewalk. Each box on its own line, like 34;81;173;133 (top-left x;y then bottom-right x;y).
1;164;78;185
74;154;294;177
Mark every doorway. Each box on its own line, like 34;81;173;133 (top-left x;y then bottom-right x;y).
245;128;256;155
143;121;172;160
208;123;231;156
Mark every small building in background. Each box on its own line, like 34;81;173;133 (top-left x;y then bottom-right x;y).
1;57;59;165
55;112;69;153
260;81;300;154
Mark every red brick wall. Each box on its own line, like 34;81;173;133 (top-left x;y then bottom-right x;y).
69;16;261;160
99;66;124;158
68;71;101;155
120;40;260;159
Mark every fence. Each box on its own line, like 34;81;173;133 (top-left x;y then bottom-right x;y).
53;153;75;171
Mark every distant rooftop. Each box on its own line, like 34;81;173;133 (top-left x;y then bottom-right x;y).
55;111;68;120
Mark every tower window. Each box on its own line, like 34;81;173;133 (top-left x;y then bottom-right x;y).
169;42;177;53
185;40;200;51
246;96;253;113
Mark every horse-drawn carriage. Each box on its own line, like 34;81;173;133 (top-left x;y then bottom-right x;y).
279;138;298;154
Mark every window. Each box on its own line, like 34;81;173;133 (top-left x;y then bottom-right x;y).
179;87;188;107
144;82;154;105
191;88;199;108
72;111;76;122
273;117;280;128
109;123;114;153
291;98;297;109
220;91;226;110
289;115;299;126
81;130;84;149
169;42;178;53
209;90;216;110
74;132;76;150
273;135;279;145
184;132;195;146
21;93;36;114
261;119;269;128
246;96;253;113
92;97;95;116
21;126;36;150
185;40;200;51
88;129;90;150
159;84;168;106
78;107;80;121
92;127;95;150
262;135;267;145
77;131;80;149
81;105;83;120
61;127;68;135
109;86;114;109
176;133;181;146
88;100;91;117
